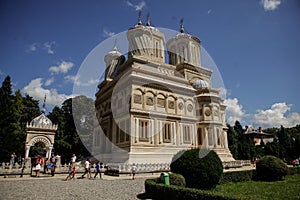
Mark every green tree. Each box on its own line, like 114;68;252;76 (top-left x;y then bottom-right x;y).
47;106;72;158
234;121;255;160
227;124;238;159
47;95;94;163
278;125;294;161
0;76;23;161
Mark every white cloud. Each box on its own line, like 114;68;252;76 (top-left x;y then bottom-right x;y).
102;29;115;38
261;0;281;11
26;43;38;53
43;41;56;54
22;78;75;106
26;41;56;54
218;87;230;99
224;98;245;125
253;102;300;128
125;0;146;11
45;77;54;86
49;61;74;74
207;9;212;14
65;74;98;87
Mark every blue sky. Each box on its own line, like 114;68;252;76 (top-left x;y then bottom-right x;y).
0;0;299;128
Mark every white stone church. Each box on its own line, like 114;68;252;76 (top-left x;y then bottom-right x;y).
93;15;234;167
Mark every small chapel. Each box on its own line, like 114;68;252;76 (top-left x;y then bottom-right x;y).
93;14;234;165
24;98;57;165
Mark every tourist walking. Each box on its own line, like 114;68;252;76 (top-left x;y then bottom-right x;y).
71;166;76;180
81;159;91;179
17;155;23;166
131;163;137;180
44;158;51;174
70;154;77;165
65;165;73;181
94;161;102;180
35;158;42;177
50;154;56;176
10;152;16;166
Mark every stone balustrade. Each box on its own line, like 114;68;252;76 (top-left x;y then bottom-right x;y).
222;160;251;168
106;162;170;174
1;160;251;176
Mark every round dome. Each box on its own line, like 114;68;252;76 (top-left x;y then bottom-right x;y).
193;79;209;89
30;113;53;127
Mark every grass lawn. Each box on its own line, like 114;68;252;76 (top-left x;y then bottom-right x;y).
213;174;300;200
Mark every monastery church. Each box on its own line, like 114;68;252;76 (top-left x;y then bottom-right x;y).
93;14;234;165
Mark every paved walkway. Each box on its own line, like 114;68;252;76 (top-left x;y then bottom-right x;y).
0;166;258;200
0;173;158;200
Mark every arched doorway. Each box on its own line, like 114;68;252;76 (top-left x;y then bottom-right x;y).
29;141;46;158
25;111;57;164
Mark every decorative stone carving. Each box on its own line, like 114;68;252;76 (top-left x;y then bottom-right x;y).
134;94;142;104
158;67;174;76
146;97;154;106
187;104;193;112
205;108;211;116
157;98;165;107
178;102;184;110
168;101;175;109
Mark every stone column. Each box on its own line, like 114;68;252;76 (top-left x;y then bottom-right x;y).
135;118;138;143
224;130;228;148
192;124;195;145
158;121;162;144
25;145;30;159
48;146;53;159
214;127;218;147
154;118;158;145
205;128;209;148
172;122;176;145
179;123;183;145
150;119;154;144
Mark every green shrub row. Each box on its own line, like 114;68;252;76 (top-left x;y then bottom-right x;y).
145;178;235;200
219;166;299;184
219;170;254;184
287;166;300;175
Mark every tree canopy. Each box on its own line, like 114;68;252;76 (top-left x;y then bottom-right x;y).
0;75;94;163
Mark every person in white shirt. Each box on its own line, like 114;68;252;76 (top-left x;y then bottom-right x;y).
81;159;91;179
131;163;137;180
71;154;76;165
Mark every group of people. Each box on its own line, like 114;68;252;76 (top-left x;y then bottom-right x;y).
10;152;24;166
65;154;77;181
80;159;105;180
35;154;58;177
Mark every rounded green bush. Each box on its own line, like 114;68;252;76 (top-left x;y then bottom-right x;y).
169;173;186;187
170;148;223;190
256;155;288;181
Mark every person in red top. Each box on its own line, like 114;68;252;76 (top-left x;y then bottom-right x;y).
35;157;44;177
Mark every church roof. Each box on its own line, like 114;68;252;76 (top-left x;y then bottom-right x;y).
193;79;209;89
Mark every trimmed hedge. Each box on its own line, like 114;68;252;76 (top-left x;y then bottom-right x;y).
170;149;223;190
145;178;235;200
256;156;288;181
219;167;299;184
169;173;186;187
288;166;300;175
219;170;254;184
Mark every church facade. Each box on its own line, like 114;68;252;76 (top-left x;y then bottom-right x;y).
93;16;234;165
